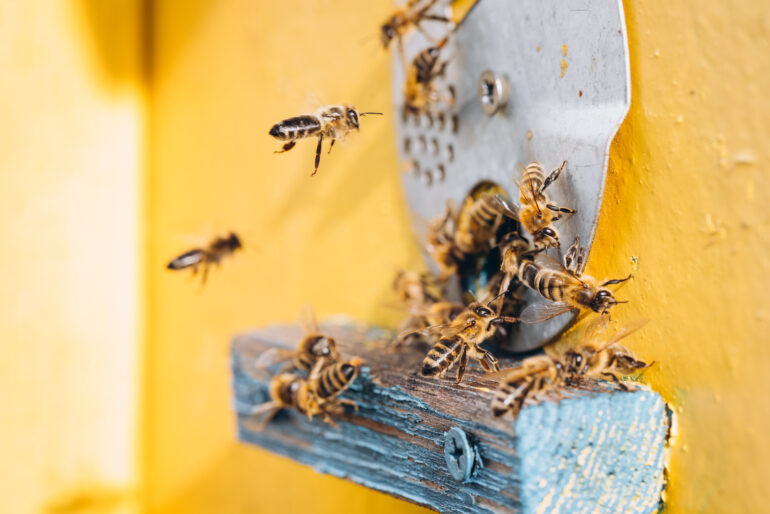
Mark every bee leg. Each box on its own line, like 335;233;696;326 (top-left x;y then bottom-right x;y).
274;141;296;154
601;371;628;391
602;274;633;286
312;134;323;176
200;263;210;286
397;36;408;73
327;138;335;155
546;204;577;215
323;413;339;428
338;398;358;411
479;351;500;373
455;345;468;384
540;160;567;193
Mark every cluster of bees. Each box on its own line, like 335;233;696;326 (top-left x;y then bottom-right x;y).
165;0;652;427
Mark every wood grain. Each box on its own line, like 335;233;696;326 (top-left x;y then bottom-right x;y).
232;323;667;513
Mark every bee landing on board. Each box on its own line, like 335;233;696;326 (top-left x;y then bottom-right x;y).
419;300;518;384
514;161;576;250
488;317;651;419
269;105;382;176
253;306;341;376
166;231;242;285
247;357;364;430
453;192;518;257
517;236;632;323
380;0;453;69
403;36;453;116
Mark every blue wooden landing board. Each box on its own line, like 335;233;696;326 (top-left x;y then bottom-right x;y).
232;324;667;513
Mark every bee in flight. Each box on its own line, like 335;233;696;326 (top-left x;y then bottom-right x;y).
380;0;452;69
419;299;518;383
269;105;382;176
253;306;340;375
513;161;576;250
246;357;363;430
516;236;632;323
166;231;242;285
488;316;651;419
403;36;453;116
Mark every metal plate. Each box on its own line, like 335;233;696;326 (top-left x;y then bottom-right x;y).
393;0;630;351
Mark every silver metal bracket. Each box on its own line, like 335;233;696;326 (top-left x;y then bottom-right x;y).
392;0;631;351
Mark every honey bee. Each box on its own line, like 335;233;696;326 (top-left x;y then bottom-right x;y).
425;202;463;281
166;231;242;285
453;192;518;256
495;230;536;313
393;270;442;310
403;36;453;116
381;0;452;68
489;317;650;419
514;161;576;250
518;236;631;323
253;306;340;375
269;105;382;176
247;357;363;430
420;301;518;383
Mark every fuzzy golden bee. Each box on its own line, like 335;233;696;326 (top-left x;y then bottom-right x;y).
513;161;576;250
381;0;452;67
248;357;363;430
166;231;242;285
393;270;442;310
489;317;650;419
453;192;517;256
254;306;341;375
403;36;453;116
517;236;631;323
420;301;518;383
269;105;382;176
495;230;535;312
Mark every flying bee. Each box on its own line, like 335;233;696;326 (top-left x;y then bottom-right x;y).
488;317;650;419
453;192;518;256
269;105;382;176
253;306;340;375
381;0;452;68
514;161;576;250
166;231;242;285
420;300;518;383
517;236;632;323
403;36;453;116
247;357;363;430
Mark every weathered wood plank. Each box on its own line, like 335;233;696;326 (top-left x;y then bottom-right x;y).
232;324;667;513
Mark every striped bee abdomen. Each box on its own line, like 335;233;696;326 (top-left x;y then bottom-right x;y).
317;362;356;399
421;336;462;377
269;115;321;141
521;164;546;197
519;261;568;302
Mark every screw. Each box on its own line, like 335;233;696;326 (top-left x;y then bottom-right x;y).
443;426;475;482
478;70;509;116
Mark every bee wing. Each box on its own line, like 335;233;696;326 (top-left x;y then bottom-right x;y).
298;305;319;334
581;314;611;345
244;401;282;432
533;251;565;271
595;318;651;353
398;322;449;340
520;302;576;324
252;348;295;374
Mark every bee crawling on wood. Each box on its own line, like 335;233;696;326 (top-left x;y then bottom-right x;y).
253;306;341;376
417;296;519;384
487;316;652;419
166;231;242;285
269;105;382;176
247;357;364;430
516;236;632;323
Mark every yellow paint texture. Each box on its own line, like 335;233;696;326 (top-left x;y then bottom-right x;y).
0;1;144;513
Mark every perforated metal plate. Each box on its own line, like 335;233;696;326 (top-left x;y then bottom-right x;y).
393;0;630;351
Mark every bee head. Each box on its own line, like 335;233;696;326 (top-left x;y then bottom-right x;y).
309;335;340;362
228;232;243;250
534;227;560;249
565;350;591;375
590;288;616;313
380;22;396;47
345;106;360;130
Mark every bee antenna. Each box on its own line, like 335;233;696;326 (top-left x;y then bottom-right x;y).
486;291;507;306
360;112;384;116
613;300;629;304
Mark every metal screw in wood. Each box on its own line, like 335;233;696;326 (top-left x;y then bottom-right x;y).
443;426;475;482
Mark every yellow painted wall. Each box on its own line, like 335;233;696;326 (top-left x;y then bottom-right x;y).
0;1;144;513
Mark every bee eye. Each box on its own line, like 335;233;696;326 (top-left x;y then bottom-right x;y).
543;228;555;237
575;355;582;364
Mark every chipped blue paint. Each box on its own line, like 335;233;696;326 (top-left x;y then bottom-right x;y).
232;329;667;513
